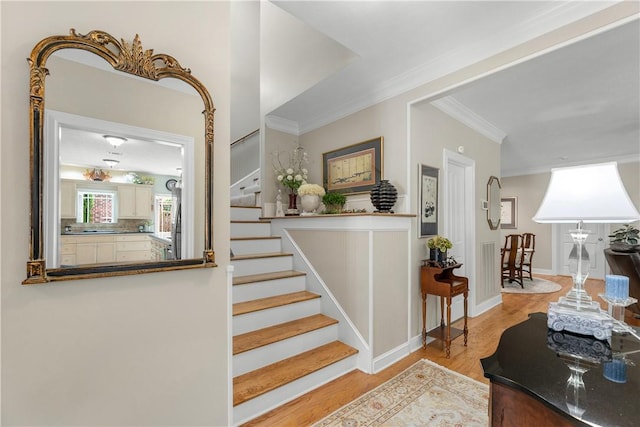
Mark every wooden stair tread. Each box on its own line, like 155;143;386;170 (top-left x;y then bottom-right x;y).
233;314;338;355
231;220;270;224
233;291;319;316
233;270;306;286
230;205;262;209
231;252;292;261
233;341;358;406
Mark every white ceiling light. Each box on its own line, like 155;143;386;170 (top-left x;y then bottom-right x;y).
103;135;127;148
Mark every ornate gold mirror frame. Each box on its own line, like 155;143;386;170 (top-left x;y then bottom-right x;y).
487;175;502;230
24;29;216;284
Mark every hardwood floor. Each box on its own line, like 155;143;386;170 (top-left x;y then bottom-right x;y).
241;275;638;427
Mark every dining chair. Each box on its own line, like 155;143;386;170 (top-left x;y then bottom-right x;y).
521;233;536;280
501;234;524;288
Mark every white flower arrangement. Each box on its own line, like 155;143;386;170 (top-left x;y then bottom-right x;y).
273;146;309;193
297;183;326;197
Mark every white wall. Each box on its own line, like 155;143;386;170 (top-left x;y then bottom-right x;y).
410;102;501;309
1;2;231;425
262;125;301;204
231;0;260;142
259;1;355;119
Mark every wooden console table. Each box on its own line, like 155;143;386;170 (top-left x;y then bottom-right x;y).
420;260;468;358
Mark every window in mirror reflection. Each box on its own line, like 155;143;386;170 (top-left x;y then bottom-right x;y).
155;195;174;238
78;190;115;223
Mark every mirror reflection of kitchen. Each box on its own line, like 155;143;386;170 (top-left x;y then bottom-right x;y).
42;49;203;269
53;116;192;268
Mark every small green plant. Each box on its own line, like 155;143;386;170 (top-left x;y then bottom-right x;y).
322;192;346;214
609;224;639;245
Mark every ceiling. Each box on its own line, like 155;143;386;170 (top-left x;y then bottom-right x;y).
267;1;639;177
60;127;183;177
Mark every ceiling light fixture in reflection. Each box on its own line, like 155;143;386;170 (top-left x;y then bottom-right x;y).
103;158;120;168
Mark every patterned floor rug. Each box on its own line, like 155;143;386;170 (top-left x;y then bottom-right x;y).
312;359;488;427
501;277;562;294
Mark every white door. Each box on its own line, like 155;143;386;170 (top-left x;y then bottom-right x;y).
558;223;607;279
443;151;474;320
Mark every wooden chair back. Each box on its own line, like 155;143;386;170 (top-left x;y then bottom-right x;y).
522;233;535;252
502;234;524;267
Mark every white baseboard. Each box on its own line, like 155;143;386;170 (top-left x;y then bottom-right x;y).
372;342;410;374
472;294;503;317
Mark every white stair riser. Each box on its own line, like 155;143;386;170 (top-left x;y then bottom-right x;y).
233;324;338;376
230;207;262;221
231;256;293;276
233;276;306;303
233;298;321;335
231;222;271;238
231;238;281;255
233;355;358;426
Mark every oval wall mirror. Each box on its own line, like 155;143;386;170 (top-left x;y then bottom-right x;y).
487;176;502;230
24;29;216;284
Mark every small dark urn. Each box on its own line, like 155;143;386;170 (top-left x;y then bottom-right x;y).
370;180;398;213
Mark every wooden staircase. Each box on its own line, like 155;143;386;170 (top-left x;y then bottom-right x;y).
230;206;358;425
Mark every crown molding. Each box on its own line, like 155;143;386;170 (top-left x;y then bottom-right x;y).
265;115;299;135
431;96;506;144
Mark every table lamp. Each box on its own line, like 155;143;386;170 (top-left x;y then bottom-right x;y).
533;162;640;339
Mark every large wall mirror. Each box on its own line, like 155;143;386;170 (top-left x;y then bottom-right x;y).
486;176;501;230
24;29;216;284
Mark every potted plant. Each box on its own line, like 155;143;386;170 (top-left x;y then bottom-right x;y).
322;192;347;214
426;235;453;262
609;224;640;252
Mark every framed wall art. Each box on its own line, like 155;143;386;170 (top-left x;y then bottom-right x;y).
322;137;383;194
500;196;518;229
419;164;439;237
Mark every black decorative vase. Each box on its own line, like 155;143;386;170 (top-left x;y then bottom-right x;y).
430;248;437;261
370;180;398;213
437;249;447;263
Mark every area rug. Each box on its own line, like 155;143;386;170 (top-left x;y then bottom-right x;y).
501;277;562;294
312;359;488;427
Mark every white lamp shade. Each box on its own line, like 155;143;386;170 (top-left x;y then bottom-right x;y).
533;162;639;223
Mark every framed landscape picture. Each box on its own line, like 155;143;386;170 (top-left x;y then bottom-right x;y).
419;164;439;237
322;137;383;195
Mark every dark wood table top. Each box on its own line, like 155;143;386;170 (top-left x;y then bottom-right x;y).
482;312;640;427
